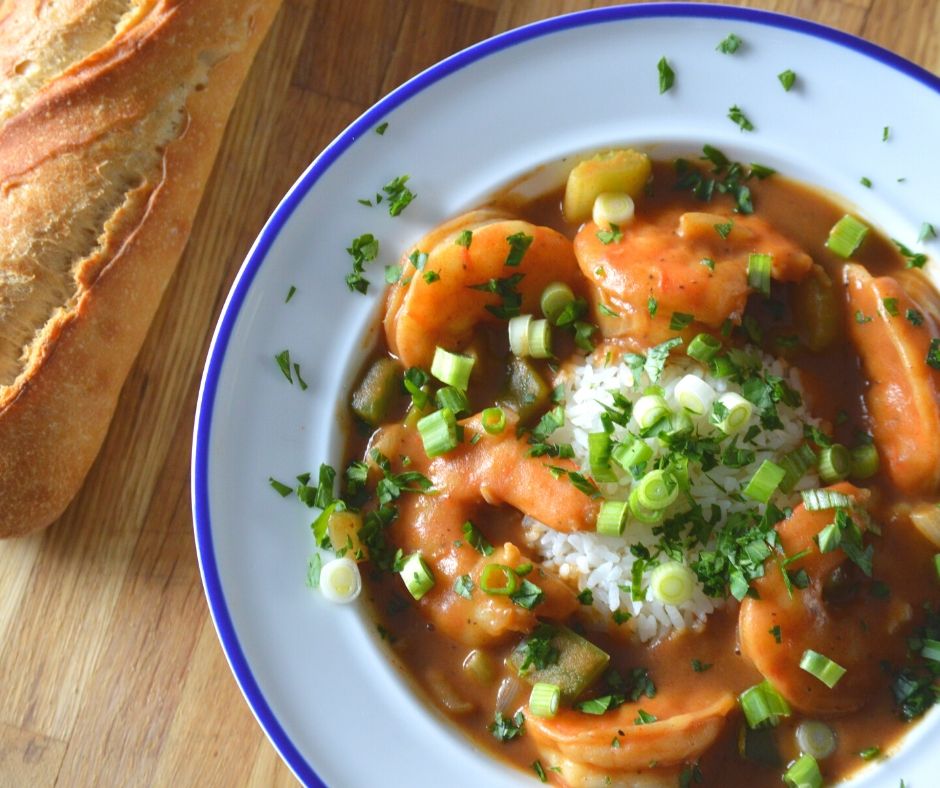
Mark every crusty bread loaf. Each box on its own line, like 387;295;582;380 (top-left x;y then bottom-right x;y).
0;0;282;537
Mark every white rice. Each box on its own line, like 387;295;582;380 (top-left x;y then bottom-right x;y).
524;345;821;643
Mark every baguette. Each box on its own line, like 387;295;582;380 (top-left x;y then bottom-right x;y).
0;0;282;537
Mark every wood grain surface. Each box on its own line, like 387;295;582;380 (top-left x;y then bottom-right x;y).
1;1;937;785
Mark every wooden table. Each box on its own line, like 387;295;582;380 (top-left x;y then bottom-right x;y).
1;1;936;785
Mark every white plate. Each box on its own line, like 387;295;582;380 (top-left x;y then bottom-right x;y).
192;5;940;786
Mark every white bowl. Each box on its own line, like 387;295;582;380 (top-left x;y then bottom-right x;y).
192;4;940;786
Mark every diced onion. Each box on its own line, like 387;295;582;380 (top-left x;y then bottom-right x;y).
743;460;786;503
714;392;753;434
508;314;532;356
783;753;823;788
800;649;846;688
399;552;435;600
596;500;629;536
826;214;870;259
430;346;474;390
739;680;792;729
593;192;635;229
319;557;362;604
795;720;837;760
529;682;562;718
633;394;670;430
675;374;716;416
540;282;576;325
649;561;695;605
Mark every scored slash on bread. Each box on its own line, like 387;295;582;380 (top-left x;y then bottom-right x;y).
0;0;283;537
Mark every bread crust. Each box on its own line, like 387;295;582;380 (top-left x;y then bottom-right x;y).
0;0;282;536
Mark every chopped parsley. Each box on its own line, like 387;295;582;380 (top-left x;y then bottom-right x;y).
919;222;937;242
454;574;474;599
859;746;882;760
612;609;632;625
770;625;782;644
928;338;940;370
505;232;534;266
882;126;890;141
882;297;900;316
455;229;473;248
345;233;379;294
634;709;658;725
510;579;545;610
701;257;716;271
597;224;623;244
906;308;925;326
305;553;322;588
598;303;620;318
285;285;297;303
375;121;388;135
577;588;594;605
371;450;434;505
532;760;547;783
489;711;525;741
647;296;658;317
669;312;694;331
269;477;293;497
893;238;928;269
644;337;684;384
516;624;561;673
860;176;872;188
422;270;440;284
274;349;293;383
714;221;733;239
674;146;762;214
728;105;754;132
778;69;796;91
716;33;743;54
382;175;415;216
462;520;494;556
691;659;713;673
855;310;873;324
469;273;525;319
293;362;309;391
657;56;675;93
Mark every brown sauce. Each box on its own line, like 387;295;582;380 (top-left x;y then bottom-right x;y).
344;156;940;786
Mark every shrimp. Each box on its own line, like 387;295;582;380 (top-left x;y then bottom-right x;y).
844;263;940;495
575;208;813;346
384;210;585;370
372;412;599;646
526;687;736;784
738;483;900;714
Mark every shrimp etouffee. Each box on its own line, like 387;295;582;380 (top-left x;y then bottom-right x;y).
297;149;940;787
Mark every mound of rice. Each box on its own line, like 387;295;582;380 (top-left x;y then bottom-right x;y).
524;344;821;643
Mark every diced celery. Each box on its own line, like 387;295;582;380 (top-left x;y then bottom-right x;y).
509;625;610;702
499;357;550;425
563;149;652;223
351;358;401;425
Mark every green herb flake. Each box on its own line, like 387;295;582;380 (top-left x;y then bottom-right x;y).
577;588;594;605
691;659;713;673
716;33;743;54
893;238;928;269
505;232;535;267
669;312;694;331
928;338;940;370
645;337;684;383
454;574;474;599
422;270;440;284
532;760;548;783
919;222;937;242
859;746;882;760
385;264;402;284
882;126;889;142
375;121;389;135
657;56;675;94
597;224;623;245
469;273;525;319
855;310;873;324
647;296;658;317
906;308;925;326
701;257;716;271
714;221;733;239
778;69;796;91
293;362;308;391
598;303;620;318
383;175;416;216
306;553;322;588
489;711;525;742
269;477;293;497
455;229;473;248
634;709;658;725
510;579;545;610
882;297;900;316
860;176;872;188
285;285;297;303
274;350;293;383
770;624;782;644
612;609;632;625
462;520;494;556
728;105;754;132
345;233;379;294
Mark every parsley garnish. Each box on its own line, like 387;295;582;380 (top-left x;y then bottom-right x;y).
598;303;620;318
384;265;401;284
454;574;474;599
516;624;560;672
382;175;415;216
860;176;872;188
345;233;379;294
274;349;293;383
634;709;658;725
402;366;430;410
455;229;473;248
489;711;525;741
371;451;434;505
669;312;694;331
293;362;309;391
532;761;547;783
770;625;782;643
375;121;388;135
882;126;889;142
505;232;534;266
531;405;565;442
645;337;683;383
469;273;525;319
906;308;925;326
462;520;494;556
673;147;761;213
728;105;754;132
657;56;675;93
691;659;713;673
269;477;292;497
647;296;658;316
597;223;623;244
714;220;733;239
716;33;742;54
882;297;900;316
285;285;297;303
859;746;882;760
422;270;440;284
511;579;545;610
928;338;940;370
305;553;322;588
701;257;716;270
893;238;928;269
855;310;873;324
778;69;796;91
577;588;594;605
919;222;937;242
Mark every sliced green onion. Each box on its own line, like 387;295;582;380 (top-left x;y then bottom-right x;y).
629;487;664;525
675;374;716;416
743;460;786;503
593;192;635;228
529;682;562;718
528;318;553;359
435;386;469;416
801;488;854;511
710;354;734;378
319;557;362;604
687;333;721;363
747;253;773;297
540;282;575;324
634;394;670;429
588;432;618;483
480;563;519;596
920;638;940;662
826;214;869;259
649;561;695;605
596;500;629;536
714;392;753;434
779;444;817;493
400;552;435;600
662;410;693;442
417;408;458;457
818;444;851;483
783;754;823;788
816;522;841;553
508;314;532;357
800;649;847;688
935;553;940;580
431;346;474;390
611;438;653;472
481;407;506;435
635;470;679;510
795;720;837;760
850;443;880;479
739;680;792;729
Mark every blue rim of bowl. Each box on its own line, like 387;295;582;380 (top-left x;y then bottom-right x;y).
192;4;940;786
